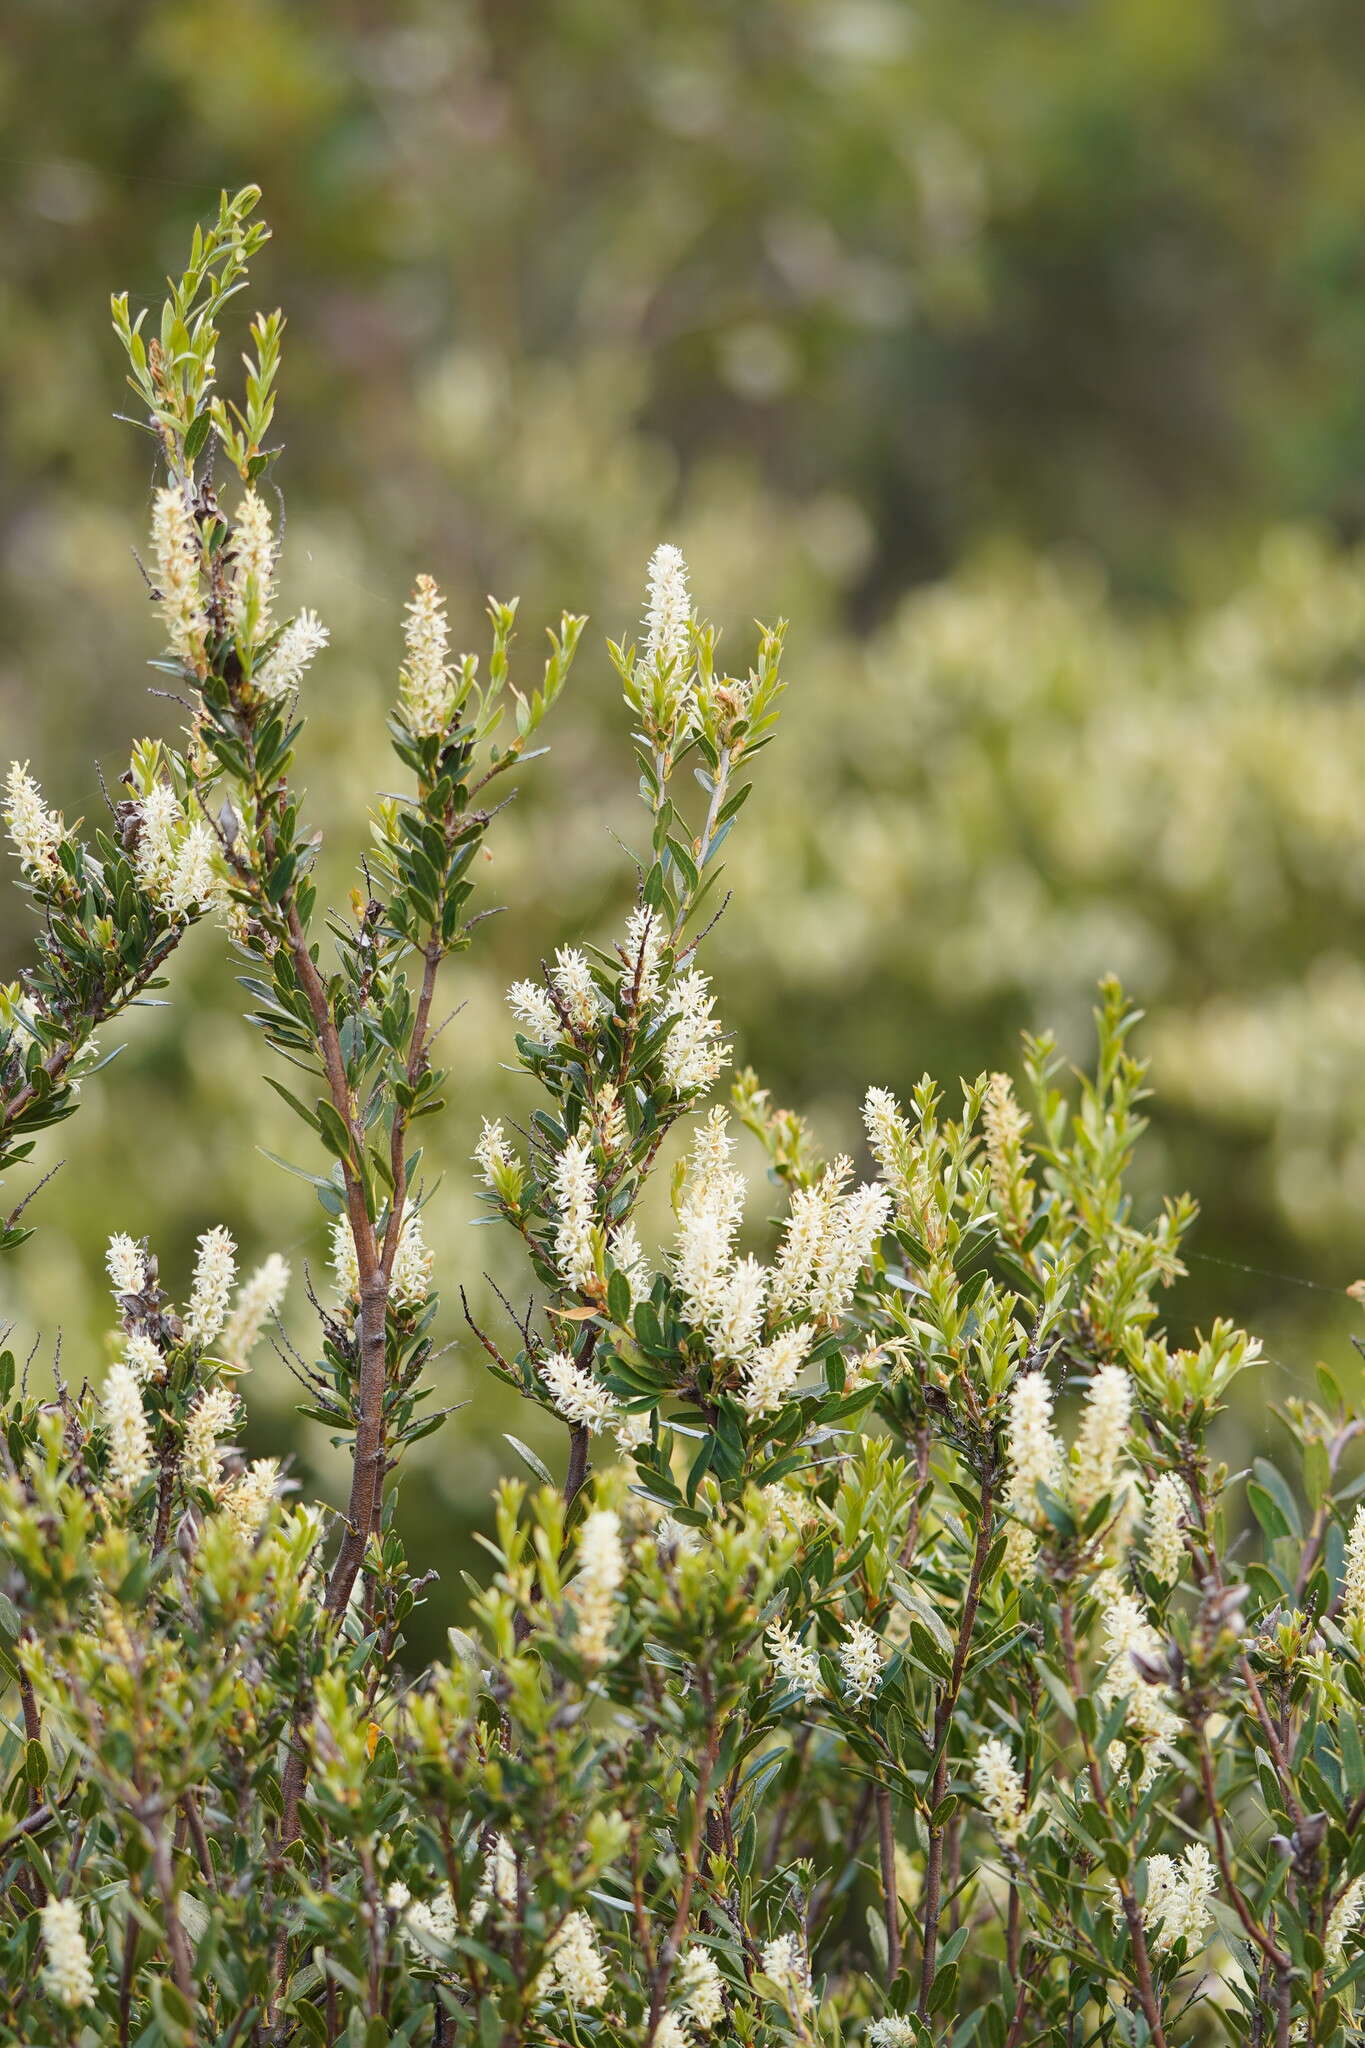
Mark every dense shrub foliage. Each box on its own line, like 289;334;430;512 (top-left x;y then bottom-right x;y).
6;194;1365;2048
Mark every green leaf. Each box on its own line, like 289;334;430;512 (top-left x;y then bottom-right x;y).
1252;1458;1302;1539
262;1075;323;1131
314;1098;357;1166
183;409;213;463
504;1434;553;1486
606;1267;632;1326
291;2000;330;2047
1247;1480;1292;1545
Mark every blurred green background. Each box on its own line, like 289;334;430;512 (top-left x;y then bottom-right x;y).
5;0;1365;1650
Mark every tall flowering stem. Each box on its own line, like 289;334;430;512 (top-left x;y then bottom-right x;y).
108;192;579;1968
471;546;794;1546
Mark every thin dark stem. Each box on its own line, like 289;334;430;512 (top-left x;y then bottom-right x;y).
1059;1598;1169;2048
1185;1464;1305;1828
1275;1970;1292;2048
513;1420;593;1646
917;1473;994;2016
1194;1720;1289;1972
564;1421;590;1509
876;1783;901;1978
148;1815;196;2024
646;1698;720;2042
14;1661;45;1907
180;1793;216;1890
1004;1953;1044;2048
118;1890;139;2047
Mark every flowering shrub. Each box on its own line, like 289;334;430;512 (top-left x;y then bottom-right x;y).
4;189;1365;2048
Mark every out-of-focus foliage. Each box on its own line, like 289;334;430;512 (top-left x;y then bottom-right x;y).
5;0;1365;1641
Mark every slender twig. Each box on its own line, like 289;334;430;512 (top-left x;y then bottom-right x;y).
1185;1463;1305;1829
512;1418;593;1646
118;1885;140;2048
1059;1598;1170;2048
917;1473;994;2015
876;1783;902;1977
148;1810;197;2022
180;1792;216;1890
645;1690;720;2042
1193;1717;1290;1977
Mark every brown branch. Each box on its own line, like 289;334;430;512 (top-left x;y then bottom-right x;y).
1003;1951;1045;2048
118;1884;140;2048
1194;1719;1289;1972
1184;1464;1305;1829
180;1792;216;1890
645;1700;720;2042
148;1811;197;2025
876;1783;901;1978
14;1659;46;1907
917;1473;994;2015
1059;1598;1169;2048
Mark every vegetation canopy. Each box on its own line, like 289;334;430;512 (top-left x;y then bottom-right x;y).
3;189;1364;2048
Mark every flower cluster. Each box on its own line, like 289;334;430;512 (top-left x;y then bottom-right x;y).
4;763;66;880
101;1360;154;1493
569;1506;624;1664
186;1224;237;1347
660;969;729;1095
39;1897;96;2009
1003;1360;1141;1575
766;1617;823;1699
664;1109;887;1419
1096;1576;1182;1765
837;1617;886;1704
150;483;208;670
543;1910;610;2006
399;574;457;737
643;541;693;679
256;608;328;698
1145;1473;1189;1585
551;1134;599;1293
331;1201;433;1312
971;1736;1030;1847
134;778;223;918
1139;1844;1217;1956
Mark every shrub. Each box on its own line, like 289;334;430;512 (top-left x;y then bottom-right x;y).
2;189;1363;2048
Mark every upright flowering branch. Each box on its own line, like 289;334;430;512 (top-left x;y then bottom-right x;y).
474;548;801;1517
109;192;578;1638
110;197;582;1959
